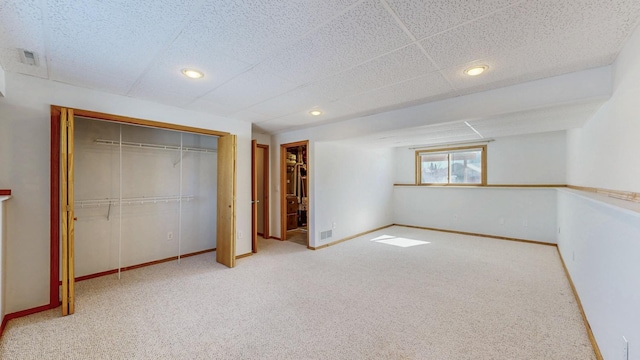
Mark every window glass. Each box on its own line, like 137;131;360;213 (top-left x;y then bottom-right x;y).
450;150;482;184
417;146;485;185
420;153;448;184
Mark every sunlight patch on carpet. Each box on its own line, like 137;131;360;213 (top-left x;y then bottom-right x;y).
370;235;430;248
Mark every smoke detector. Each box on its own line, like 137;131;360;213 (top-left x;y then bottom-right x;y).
18;49;40;66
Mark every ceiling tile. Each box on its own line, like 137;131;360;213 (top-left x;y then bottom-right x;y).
444;18;630;96
420;15;504;69
176;0;359;65
46;0;202;94
385;0;519;40
442;52;530;95
262;0;412;84
198;66;298;111
421;0;640;69
307;44;437;100
127;38;252;106
245;85;333;119
491;0;640;54
53;71;143;97
252;101;360;133
1;0;638;138
265;101;361;127
520;18;631;79
0;0;48;78
344;71;455;111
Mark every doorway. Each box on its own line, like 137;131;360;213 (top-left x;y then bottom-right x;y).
251;140;269;253
50;106;237;315
280;141;309;247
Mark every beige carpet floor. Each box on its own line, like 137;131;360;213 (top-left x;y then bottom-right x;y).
0;226;595;359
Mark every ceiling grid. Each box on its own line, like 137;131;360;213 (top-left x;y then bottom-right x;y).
1;0;639;142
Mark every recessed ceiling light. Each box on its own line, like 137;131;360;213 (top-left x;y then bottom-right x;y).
181;69;204;79
464;65;488;76
309;110;323;116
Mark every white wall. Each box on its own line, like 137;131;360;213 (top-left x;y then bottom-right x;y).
394;131;567;184
488;132;566;184
393;146;417;185
313;142;394;247
394;187;558;243
392;131;565;243
252;132;271;146
557;190;640;360
561;22;640;360
567;27;640;193
0;72;251;314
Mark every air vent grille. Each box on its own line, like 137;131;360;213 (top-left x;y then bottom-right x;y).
19;49;39;66
320;230;332;240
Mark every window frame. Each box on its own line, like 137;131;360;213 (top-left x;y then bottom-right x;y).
415;145;487;186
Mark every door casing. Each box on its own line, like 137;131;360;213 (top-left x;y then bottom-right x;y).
279;140;309;244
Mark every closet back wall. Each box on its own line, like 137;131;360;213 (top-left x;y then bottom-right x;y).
74;119;217;277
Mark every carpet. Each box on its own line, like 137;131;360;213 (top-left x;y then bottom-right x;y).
0;226;595;359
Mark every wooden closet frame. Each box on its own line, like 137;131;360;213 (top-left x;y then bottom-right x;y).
50;105;235;310
279;140;309;244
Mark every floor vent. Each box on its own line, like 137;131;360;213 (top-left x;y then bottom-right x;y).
320;230;332;240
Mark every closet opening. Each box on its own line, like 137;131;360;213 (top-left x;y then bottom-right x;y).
50;106;237;315
280;141;309;247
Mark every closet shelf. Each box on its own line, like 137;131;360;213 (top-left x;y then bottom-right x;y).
75;195;195;208
94;139;217;153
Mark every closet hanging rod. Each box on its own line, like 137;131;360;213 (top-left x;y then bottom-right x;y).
75;195;195;207
94;139;217;153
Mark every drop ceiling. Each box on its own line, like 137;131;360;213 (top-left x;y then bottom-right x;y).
348;99;606;147
1;0;639;140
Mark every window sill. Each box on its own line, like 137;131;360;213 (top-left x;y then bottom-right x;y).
394;184;566;188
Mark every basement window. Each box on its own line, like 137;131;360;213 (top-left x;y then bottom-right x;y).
416;145;486;185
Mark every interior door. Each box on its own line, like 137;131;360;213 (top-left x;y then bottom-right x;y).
60;108;75;315
256;145;266;236
216;134;237;267
251;140;258;253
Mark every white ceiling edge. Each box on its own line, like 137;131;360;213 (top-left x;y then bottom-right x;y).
0;64;5;97
5;71;251;135
350;95;607;146
272;65;613;147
